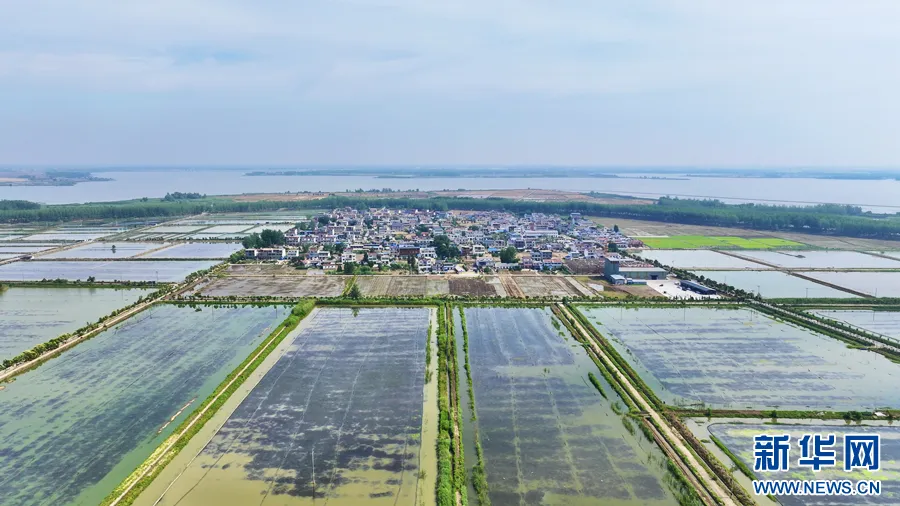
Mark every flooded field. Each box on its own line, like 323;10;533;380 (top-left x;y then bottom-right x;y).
0;286;153;363
577;305;900;410
736;250;900;269
812;310;900;340
0;260;217;282
41;242;166;259
0;245;59;254
147;307;430;506
22;231;118;242
461;307;685;505
145;242;242;259
692;270;858;299
198;274;346;297
804;271;900;298
637;250;766;269
0;304;289;506
708;423;899;505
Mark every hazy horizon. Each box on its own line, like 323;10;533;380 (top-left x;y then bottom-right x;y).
2;1;899;167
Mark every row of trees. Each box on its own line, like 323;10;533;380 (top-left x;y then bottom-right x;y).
2;194;900;240
241;229;286;249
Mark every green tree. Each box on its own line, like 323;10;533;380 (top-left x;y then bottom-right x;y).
242;229;286;249
348;283;362;299
499;246;518;263
432;235;460;259
607;242;619;252
342;262;357;275
613;224;619;232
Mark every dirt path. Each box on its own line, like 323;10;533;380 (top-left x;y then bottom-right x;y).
557;304;738;506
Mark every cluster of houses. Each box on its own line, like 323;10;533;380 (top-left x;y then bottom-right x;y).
243;207;649;276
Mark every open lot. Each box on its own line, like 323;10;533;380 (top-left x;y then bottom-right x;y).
510;274;589;297
636;249;768;269
145;308;430;506
448;277;501;297
461;307;685;505
708;423;899;506
197;273;346;297
692;270;860;299
0;304;289;506
577;305;900;410
0;286;152;363
638;235;804;249
0;260;217;282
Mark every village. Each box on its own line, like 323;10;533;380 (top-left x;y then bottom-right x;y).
242;207;668;282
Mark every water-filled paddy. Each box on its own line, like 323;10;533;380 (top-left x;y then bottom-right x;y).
577;305;900;410
0;245;58;254
461;307;685;505
804;271;900;298
708;423;900;505
41;242;166;259
637;250;766;269
197;224;255;234
0;304;289;506
148;307;430;506
0;287;153;363
812;310;900;340
737;250;900;269
692;270;858;299
22;232;116;241
0;260;217;282
144;242;242;259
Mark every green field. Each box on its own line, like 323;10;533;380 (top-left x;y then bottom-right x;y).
637;235;804;249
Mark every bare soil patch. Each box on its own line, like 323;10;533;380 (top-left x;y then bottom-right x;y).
448;278;498;297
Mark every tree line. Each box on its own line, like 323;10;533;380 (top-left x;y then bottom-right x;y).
2;194;900;240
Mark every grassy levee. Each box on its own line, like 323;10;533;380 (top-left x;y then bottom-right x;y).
101;299;316;506
709;435;756;480
458;307;491;506
587;372;608;399
435;304;456;506
564;304;755;506
445;304;468;506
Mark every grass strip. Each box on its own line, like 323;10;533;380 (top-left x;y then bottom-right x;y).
587;372;608;399
458;307;491;506
710;434;756;480
101;299;316;506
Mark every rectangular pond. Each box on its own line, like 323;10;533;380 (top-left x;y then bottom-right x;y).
804;271;900;298
145;307;430;506
708;423;900;505
576;305;900;410
40;242;167;259
144;242;242;259
812;310;900;340
461;307;686;506
691;270;859;299
0;260;218;282
737;250;900;269
637;250;767;269
0;286;153;363
0;303;290;506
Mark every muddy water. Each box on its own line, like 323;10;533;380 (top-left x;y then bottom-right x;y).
148;307;432;506
460;307;686;506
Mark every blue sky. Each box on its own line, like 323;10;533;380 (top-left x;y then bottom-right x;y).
2;1;899;167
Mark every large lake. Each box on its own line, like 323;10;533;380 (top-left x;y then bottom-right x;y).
2;169;899;210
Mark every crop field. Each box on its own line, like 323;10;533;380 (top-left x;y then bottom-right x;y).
708;423;899;505
355;275;449;297
805;271;900;298
577;305;900;410
0;260;217;282
40;242;166;259
461;307;685;505
691;270;859;299
147;308;430;506
511;275;589;297
736;250;900;269
637;250;767;269
0;286;153;362
812;310;900;339
198;274;346;297
638;235;804;249
448;277;501;296
144;242;242;259
0;304;290;506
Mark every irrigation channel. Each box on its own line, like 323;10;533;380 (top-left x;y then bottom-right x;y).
455;306;697;506
136;307;436;506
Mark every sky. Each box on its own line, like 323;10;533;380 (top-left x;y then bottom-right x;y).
1;1;899;167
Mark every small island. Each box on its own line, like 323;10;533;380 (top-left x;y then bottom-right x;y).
0;169;112;187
